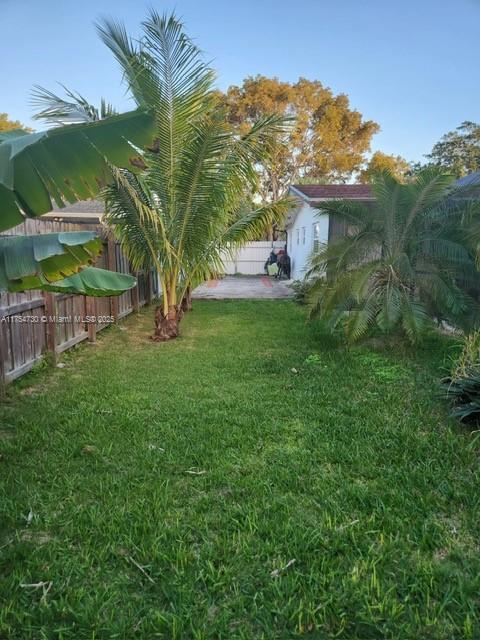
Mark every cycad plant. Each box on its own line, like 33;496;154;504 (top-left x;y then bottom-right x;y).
34;11;291;340
306;169;480;343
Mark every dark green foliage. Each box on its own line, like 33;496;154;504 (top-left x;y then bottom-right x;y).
442;330;480;422
306;169;480;344
442;372;480;421
427;121;480;178
291;278;310;304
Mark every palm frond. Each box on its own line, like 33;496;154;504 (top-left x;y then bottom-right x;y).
400;297;429;343
344;292;380;342
31;84;102;125
96;17;152;107
305;167;477;343
223;199;293;245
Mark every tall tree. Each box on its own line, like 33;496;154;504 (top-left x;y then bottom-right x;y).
0;113;31;132
359;151;410;183
34;13;292;340
427;121;480;177
306;169;480;344
100;14;290;340
221;76;379;202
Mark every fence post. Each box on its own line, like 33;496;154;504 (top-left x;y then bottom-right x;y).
132;271;140;313
85;296;97;342
107;238;119;323
145;271;153;306
43;292;58;365
0;321;6;396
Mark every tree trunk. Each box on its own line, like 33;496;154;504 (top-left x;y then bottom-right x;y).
152;304;180;341
181;286;192;313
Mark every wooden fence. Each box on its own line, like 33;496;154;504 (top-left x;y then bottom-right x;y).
0;218;157;384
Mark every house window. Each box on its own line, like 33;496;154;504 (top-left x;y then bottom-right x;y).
312;223;321;252
296;229;300;245
302;227;306;245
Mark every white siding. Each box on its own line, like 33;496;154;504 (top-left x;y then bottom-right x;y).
287;203;329;280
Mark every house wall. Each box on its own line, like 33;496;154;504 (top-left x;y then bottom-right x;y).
286;202;329;280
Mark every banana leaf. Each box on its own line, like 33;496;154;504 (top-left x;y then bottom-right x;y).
0;231;102;292
0;109;155;232
41;266;136;297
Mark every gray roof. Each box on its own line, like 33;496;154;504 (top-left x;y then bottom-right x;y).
455;172;480;187
40;199;104;222
51;199;104;214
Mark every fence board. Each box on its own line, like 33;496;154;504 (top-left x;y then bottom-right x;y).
0;218;156;383
221;241;285;275
1;220;266;383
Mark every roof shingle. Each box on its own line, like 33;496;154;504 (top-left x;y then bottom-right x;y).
51;199;105;214
291;184;373;200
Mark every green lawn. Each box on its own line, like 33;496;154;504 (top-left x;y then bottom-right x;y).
1;300;479;639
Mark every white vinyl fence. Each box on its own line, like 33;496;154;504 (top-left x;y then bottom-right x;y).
221;241;285;275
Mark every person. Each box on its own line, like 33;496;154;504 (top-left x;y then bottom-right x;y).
277;249;291;279
264;249;278;275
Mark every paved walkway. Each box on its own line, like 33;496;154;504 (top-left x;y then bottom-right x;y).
193;276;294;300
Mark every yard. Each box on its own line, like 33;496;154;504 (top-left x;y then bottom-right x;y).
0;300;479;639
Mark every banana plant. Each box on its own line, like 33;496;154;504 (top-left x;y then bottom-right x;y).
0;109;155;295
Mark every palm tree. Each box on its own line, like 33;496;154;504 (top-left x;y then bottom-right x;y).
305;169;480;343
34;11;292;340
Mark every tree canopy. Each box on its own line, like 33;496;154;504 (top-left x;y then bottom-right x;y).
0;113;32;133
359;151;410;183
426;121;480;177
220;76;379;201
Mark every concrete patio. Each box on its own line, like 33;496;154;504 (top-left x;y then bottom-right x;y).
193;275;294;299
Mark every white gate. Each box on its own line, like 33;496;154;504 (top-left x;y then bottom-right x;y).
221;241;285;275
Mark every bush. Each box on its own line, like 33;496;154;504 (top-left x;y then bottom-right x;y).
442;331;480;422
291;279;310;305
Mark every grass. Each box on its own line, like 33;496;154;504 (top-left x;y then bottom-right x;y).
0;300;479;639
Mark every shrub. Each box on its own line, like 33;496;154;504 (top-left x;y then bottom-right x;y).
291;279;310;305
442;331;480;422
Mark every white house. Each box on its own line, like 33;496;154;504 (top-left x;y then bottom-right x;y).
285;184;374;280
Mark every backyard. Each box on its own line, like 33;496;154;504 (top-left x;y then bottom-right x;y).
1;300;479;639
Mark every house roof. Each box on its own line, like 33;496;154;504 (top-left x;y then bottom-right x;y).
41;199;104;222
286;183;373;229
454;172;480;188
290;184;373;200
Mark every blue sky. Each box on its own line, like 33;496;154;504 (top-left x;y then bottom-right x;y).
2;0;479;164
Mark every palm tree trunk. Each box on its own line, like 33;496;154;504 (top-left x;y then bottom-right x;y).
152;285;180;341
181;286;193;312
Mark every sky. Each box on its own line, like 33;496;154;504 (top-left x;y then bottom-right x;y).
1;0;479;164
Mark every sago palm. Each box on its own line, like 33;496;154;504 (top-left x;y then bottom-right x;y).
306;169;480;343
